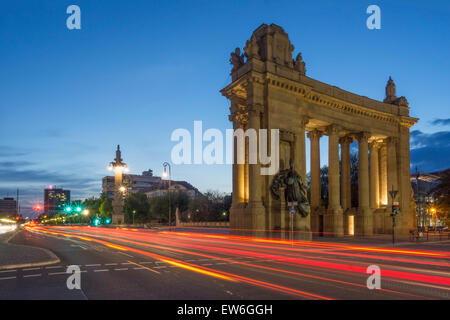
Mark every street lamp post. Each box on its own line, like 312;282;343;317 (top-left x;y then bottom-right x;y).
162;162;172;231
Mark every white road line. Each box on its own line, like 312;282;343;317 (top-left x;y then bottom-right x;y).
23;267;41;271
94;269;109;272
121;262;132;265
133;267;144;270
139;261;153;264
0;270;16;273
105;263;118;266
85;264;101;267
216;262;228;265
48;272;67;276
114;268;128;271
117;252;133;257
202;263;213;266
154;266;166;269
23;274;42;278
46;266;63;269
0;276;17;280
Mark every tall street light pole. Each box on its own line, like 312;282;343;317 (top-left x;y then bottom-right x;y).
108;145;128;225
162;162;172;231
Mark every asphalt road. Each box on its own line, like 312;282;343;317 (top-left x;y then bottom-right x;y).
1;225;449;300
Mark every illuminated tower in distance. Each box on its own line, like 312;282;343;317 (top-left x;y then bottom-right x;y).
108;145;128;225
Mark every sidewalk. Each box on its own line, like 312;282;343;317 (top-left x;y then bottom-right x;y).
0;229;60;270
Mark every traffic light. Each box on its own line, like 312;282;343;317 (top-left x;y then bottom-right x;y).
392;204;399;215
65;206;72;213
105;218;111;224
93;218;100;226
75;206;82;213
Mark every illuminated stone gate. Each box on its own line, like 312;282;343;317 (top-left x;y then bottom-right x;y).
221;24;418;237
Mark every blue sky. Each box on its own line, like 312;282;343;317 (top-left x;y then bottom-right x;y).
0;0;449;214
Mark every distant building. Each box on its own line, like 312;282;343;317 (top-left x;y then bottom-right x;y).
0;197;17;218
103;169;161;198
145;180;200;199
102;169;200;199
44;187;70;216
410;170;443;228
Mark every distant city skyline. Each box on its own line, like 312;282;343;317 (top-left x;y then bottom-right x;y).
1;1;449;216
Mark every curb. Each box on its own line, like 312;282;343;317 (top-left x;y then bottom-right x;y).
0;229;61;271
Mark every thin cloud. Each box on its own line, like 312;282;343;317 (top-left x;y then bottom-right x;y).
431;118;450;126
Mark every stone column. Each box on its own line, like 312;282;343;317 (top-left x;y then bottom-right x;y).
369;141;380;209
385;137;399;233
379;141;388;206
326;124;344;236
397;127;414;235
339;136;352;211
307;129;322;209
386;137;399;206
357;132;373;236
294;116;309;232
248;104;265;231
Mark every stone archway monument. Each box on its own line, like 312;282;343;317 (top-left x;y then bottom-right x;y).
221;24;418;237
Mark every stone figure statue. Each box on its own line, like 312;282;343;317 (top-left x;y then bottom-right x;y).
270;159;309;217
230;48;245;71
294;53;306;75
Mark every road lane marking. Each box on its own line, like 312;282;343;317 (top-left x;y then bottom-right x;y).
45;266;63;269
0;276;17;280
49;272;67;276
127;261;160;274
23;274;41;278
114;268;128;271
0;270;16;273
117;252;133;258
23;267;41;271
93;269;109;272
85;264;101;267
105;263;118;266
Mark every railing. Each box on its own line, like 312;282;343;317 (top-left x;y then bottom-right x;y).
409;230;450;242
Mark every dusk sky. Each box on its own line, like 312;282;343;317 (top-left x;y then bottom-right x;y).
1;0;449;215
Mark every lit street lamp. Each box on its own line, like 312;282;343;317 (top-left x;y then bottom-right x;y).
162;162;172;230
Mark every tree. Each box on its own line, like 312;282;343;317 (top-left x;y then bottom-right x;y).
124;192;150;224
320;165;329;207
186;190;231;222
148;191;192;223
99;197;113;219
350;152;359;208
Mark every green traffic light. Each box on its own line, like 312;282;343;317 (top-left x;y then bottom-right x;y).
65;206;72;212
76;206;82;212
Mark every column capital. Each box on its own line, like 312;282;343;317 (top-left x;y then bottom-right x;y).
326;124;341;136
248;103;264;115
339;135;353;145
356;131;371;142
385;136;399;145
369;140;382;151
298;115;310;128
307;129;323;140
